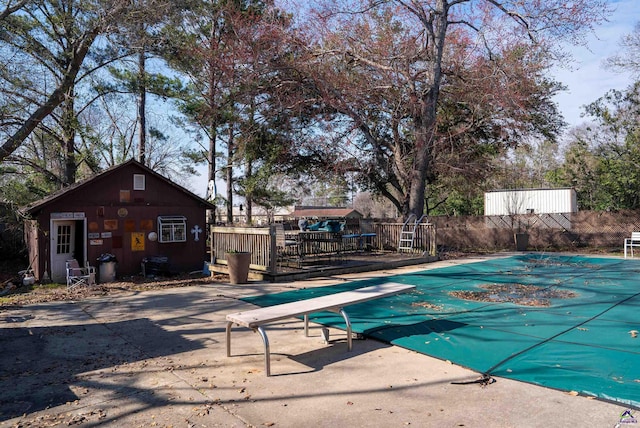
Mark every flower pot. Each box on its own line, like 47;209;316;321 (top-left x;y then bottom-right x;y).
514;233;529;251
226;252;251;284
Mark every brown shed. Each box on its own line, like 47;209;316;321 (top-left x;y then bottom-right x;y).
22;160;214;283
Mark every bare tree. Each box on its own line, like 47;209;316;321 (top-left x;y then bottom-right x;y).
0;0;134;165
605;21;640;77
287;0;609;219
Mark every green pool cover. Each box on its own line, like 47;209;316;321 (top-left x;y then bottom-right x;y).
243;255;640;408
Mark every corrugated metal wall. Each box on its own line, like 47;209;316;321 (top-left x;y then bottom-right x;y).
484;188;577;216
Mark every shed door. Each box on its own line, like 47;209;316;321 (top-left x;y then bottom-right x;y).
51;220;76;283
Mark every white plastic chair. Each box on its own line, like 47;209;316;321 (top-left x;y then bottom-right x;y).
624;232;640;258
66;259;96;288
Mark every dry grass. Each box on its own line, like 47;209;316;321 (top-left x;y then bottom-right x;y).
0;272;228;307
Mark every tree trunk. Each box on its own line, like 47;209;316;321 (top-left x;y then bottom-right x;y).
405;0;448;218
407;94;438;217
62;86;77;187
137;49;147;165
206;55;219;226
226;126;234;224
206;127;217;226
245;161;253;225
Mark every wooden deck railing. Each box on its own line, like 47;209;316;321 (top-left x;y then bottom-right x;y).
368;222;437;256
210;221;437;274
210;226;275;272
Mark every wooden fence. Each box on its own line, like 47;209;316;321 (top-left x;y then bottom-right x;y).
210;226;275;272
210;209;640;274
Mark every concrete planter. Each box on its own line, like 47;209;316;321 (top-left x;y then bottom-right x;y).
226;252;251;284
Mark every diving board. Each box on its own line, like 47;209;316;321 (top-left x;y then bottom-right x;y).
225;282;415;376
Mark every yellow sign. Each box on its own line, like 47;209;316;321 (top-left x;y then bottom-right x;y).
131;232;145;251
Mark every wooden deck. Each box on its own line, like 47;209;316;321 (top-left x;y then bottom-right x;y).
209;250;438;282
208;222;437;282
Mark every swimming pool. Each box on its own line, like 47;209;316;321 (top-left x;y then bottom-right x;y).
243;254;640;408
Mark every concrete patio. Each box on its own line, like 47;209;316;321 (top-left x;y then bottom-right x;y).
0;255;633;427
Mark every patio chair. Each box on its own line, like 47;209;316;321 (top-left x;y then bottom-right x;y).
275;224;300;267
359;219;377;251
341;221;360;254
624;232;640;258
66;259;96;289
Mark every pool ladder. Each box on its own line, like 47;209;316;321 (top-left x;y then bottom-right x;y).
398;214;427;252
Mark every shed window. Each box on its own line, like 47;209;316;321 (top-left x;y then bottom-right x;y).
133;174;146;190
56;224;72;254
158;216;187;243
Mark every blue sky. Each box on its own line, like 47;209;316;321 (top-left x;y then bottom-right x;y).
551;0;638;128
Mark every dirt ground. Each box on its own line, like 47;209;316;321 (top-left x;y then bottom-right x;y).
0;258;229;307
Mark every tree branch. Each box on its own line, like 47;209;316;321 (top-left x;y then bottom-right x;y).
0;0;29;21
